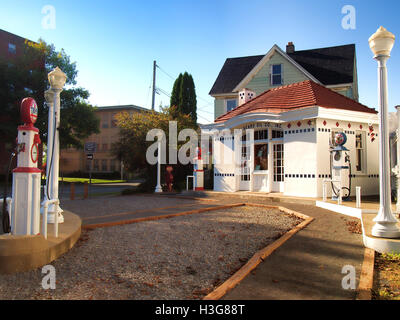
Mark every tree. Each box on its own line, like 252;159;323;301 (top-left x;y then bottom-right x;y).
0;39;99;151
170;72;197;123
111;106;198;191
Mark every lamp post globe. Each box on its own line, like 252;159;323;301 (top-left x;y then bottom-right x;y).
369;26;400;238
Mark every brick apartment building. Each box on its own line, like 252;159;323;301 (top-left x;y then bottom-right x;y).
0;29;45;173
60;105;148;176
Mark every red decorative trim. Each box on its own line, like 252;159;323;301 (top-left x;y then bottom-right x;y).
360;124;363;129
13;167;41;173
195;187;204;191
336;122;339;127
307;120;312;125
323;120;327;126
297;121;301;127
287;123;291;128
18;125;39;133
348;123;351;128
194;170;204;172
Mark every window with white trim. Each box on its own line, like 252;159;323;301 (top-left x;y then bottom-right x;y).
226;99;237;112
355;131;366;173
270;64;283;86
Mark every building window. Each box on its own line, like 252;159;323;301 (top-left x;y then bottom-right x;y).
226;99;237;112
355;131;366;172
254;144;268;171
101;159;108;171
270;64;283;86
254;129;268;141
111;113;118;127
110;159;116;172
8;43;16;54
272;130;283;139
93;159;99;171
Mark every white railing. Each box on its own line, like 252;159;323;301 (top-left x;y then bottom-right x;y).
0;197;13;233
41;199;60;239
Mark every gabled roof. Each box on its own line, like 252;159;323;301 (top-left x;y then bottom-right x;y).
209;55;264;95
288;44;355;85
209;44;355;95
214;80;376;123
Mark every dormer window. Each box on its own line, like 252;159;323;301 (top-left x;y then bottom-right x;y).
270;64;283;86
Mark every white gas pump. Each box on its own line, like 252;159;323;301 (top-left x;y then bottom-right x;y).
330;132;351;201
193;147;204;191
11;98;42;235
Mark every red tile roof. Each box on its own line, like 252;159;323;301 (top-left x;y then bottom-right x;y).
214;80;376;123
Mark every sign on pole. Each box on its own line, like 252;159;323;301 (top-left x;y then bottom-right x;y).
84;142;96;154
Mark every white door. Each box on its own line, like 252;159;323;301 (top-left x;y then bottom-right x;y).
272;143;284;192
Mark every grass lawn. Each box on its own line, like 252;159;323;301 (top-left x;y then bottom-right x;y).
373;252;400;300
59;177;126;184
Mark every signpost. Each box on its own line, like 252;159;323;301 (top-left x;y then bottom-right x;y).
84;142;96;186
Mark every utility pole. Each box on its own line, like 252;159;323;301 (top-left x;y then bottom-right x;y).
151;60;156;111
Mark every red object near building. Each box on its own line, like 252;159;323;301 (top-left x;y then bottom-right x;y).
165;166;174;192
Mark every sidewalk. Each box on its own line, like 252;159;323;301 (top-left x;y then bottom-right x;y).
222;201;365;300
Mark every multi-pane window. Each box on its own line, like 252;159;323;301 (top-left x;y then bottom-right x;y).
272;130;283;139
254;129;268;140
102;113;109;128
111;113;118;127
8;43;16;54
355;131;366;172
226;99;237;112
240;145;250;181
273;144;284;182
270;64;283;86
254;144;268;171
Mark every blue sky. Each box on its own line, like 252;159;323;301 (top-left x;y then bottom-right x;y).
1;0;400;123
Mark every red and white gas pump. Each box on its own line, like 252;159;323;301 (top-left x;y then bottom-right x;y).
11;98;42;235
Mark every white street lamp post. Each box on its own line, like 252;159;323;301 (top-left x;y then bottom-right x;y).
42;67;67;223
154;139;163;193
393;106;400;213
369;26;400;238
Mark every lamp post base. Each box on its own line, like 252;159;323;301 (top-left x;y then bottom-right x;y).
372;207;400;238
154;185;163;193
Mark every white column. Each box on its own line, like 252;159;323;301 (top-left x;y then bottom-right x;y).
395;106;400;213
371;55;400;238
249;129;254;192
267;127;273;193
154;140;162;193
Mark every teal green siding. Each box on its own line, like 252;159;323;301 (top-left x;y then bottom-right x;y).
245;52;309;95
214;99;225;119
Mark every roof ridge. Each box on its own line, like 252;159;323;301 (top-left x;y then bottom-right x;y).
291;43;355;53
309;80;374;111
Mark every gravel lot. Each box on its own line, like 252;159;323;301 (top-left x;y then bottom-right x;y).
0;206;302;300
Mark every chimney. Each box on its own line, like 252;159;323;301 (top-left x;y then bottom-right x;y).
286;42;295;54
238;88;256;106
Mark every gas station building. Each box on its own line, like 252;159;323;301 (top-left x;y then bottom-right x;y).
202;80;380;198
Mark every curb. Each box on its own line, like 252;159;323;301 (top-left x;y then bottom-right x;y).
356;248;375;300
203;204;314;300
82;203;245;230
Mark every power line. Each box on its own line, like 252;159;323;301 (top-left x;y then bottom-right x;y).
156;64;176;81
